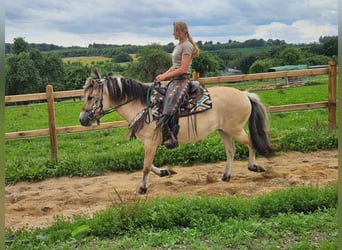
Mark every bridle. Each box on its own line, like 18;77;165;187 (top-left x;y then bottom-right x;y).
86;78;135;124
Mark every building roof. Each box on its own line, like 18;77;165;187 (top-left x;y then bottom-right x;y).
268;64;307;72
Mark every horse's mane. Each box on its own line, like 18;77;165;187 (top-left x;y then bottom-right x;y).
84;70;149;105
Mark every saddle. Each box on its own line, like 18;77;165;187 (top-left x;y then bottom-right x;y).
128;79;212;139
151;79;212;119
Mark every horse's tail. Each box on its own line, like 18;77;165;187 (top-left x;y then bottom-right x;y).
247;93;274;157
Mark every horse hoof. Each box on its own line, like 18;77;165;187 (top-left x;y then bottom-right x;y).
160;168;177;177
137;187;147;194
160;169;169;177
221;174;231;182
248;165;266;172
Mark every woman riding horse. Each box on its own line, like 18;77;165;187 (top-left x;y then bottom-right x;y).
155;21;200;149
79;72;274;194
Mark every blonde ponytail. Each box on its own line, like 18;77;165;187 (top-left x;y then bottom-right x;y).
173;21;200;57
187;33;200;57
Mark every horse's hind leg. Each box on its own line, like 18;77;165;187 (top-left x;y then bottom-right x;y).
219;131;235;182
151;165;177;177
233;130;265;172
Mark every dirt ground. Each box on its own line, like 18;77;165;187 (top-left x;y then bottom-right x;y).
5;149;338;229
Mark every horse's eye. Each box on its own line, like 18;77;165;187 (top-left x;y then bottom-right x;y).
87;96;94;101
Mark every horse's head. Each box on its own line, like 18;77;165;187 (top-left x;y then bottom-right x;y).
79;71;150;126
79;73;111;126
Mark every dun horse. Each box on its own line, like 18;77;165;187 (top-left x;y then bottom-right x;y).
79;72;274;194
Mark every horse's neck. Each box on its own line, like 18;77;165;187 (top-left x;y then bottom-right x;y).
115;101;145;123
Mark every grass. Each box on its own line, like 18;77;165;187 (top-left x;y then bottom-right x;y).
4;108;336;184
62;56;111;65
5;184;338;249
5;99;121;131
5;77;329;130
4;79;338;184
257;84;328;106
4;78;338;248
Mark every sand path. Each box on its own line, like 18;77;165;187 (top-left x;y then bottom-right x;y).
5;150;338;229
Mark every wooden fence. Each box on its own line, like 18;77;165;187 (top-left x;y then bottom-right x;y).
5;60;338;161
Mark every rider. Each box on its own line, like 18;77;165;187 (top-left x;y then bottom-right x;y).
155;21;200;148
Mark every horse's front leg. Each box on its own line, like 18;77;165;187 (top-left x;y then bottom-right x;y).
219;131;235;182
138;142;158;194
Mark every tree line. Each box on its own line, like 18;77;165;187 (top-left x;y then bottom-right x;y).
5;38;286;55
5;36;337;96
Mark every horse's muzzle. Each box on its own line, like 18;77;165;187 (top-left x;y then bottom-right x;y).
79;111;93;126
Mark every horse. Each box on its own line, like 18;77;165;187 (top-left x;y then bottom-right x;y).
79;72;274;194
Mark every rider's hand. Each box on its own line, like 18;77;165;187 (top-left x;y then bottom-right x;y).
155;74;165;82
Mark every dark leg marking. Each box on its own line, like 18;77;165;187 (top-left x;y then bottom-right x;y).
160;169;169;177
160;168;177;177
248;165;266;172
221;174;231;182
138;187;147;194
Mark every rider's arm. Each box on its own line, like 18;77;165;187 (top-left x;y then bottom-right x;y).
156;54;191;81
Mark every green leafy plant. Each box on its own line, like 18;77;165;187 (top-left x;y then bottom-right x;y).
5;184;337;249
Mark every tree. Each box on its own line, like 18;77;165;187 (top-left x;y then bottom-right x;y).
63;62;90;90
192;51;220;76
305;55;330;66
242;39;266;48
321;37;337;57
12;37;28;55
28;49;65;87
249;59;272;73
41;52;65;85
29;49;44;73
279;47;301;65
126;44;171;82
5;53;42;95
112;51;132;63
6;37;66;94
319;35;337;44
239;55;258;74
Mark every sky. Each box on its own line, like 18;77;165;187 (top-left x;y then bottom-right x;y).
5;0;338;47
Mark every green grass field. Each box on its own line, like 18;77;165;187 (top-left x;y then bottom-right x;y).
5;79;337;184
62;54;137;65
5;78;338;249
62;56;111;65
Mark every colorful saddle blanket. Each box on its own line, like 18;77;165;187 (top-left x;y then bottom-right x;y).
150;80;212;119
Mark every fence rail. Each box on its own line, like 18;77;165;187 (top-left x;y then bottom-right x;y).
5;60;338;161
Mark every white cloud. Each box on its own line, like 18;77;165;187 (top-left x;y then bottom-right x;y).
5;0;338;46
238;20;338;44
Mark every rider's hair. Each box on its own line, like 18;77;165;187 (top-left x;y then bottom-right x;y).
173;21;200;57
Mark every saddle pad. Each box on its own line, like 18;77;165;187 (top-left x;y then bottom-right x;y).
179;87;212;116
128;85;212;139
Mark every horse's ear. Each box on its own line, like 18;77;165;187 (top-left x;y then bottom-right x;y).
92;68;101;79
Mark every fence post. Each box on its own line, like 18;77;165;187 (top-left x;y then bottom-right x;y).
328;59;337;133
192;71;200;81
46;85;58;162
